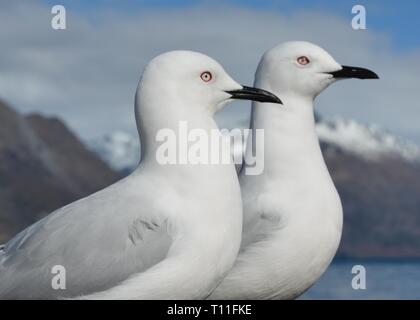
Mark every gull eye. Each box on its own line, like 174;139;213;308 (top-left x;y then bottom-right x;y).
297;56;310;66
200;71;212;82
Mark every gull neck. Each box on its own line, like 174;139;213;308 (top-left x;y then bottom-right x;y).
244;85;327;179
132;84;235;184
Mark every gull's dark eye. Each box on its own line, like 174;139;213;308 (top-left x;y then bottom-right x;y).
297;56;310;66
200;71;212;82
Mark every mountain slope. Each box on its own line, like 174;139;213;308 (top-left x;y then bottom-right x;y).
316;119;420;257
89;131;139;173
322;142;420;257
0;101;121;243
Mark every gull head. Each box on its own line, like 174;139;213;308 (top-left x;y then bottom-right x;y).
138;50;282;115
258;41;379;99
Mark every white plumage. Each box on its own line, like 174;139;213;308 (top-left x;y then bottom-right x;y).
209;41;378;299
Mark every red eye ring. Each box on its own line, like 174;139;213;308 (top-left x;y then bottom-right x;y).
297;56;310;65
200;71;212;82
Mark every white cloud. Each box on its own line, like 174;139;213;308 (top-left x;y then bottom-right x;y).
0;1;419;143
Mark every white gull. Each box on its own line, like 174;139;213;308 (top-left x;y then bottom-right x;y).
209;41;378;299
0;50;281;299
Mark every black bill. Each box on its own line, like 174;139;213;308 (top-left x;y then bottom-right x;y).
328;65;379;79
226;86;282;104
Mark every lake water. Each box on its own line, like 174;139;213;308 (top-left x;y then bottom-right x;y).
301;260;420;300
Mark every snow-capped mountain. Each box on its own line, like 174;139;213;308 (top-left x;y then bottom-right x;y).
89;131;140;172
316;118;420;164
89;118;420;172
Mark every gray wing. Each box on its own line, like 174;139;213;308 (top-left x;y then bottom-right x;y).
0;177;173;299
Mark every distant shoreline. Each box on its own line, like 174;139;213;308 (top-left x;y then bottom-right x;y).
333;256;420;263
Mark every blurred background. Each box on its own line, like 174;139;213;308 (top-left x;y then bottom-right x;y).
0;0;419;299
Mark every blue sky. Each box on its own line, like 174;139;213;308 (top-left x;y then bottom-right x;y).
2;0;420;143
43;0;420;51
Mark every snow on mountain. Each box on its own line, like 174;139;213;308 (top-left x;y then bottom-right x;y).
89;118;420;172
316;118;420;163
89;131;140;172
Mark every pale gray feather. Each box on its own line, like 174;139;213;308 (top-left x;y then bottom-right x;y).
0;174;172;299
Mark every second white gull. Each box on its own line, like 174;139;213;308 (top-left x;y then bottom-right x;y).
209;41;378;300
